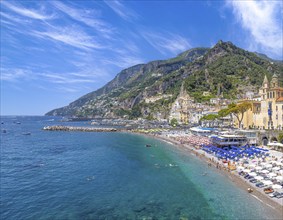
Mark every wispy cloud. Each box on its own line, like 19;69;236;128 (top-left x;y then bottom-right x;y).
141;31;191;55
102;55;144;68
32;26;103;50
104;0;139;21
1;1;55;20
51;1;114;36
0;68;34;82
227;0;283;58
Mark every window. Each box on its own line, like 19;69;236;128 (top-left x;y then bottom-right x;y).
276;106;278;111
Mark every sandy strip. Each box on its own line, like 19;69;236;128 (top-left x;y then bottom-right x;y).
132;132;283;218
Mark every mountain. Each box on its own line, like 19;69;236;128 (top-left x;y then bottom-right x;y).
46;41;283;119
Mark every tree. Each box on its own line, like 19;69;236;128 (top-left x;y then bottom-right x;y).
170;118;178;127
200;114;219;121
218;108;230;118
228;102;252;128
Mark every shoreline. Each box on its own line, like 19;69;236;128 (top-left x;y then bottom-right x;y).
132;131;283;218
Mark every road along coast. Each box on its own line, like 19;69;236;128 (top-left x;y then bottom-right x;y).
133;131;283;218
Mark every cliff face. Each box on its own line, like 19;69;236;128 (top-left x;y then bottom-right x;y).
46;41;283;119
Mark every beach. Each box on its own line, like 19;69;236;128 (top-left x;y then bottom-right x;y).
134;131;283;218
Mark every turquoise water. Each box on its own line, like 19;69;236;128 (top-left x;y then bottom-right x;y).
0;116;280;219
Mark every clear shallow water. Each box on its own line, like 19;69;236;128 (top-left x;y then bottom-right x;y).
0;116;280;219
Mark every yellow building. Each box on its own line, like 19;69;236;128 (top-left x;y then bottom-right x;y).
241;74;283;130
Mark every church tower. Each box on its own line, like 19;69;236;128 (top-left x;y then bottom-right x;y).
262;75;269;89
270;73;279;88
259;75;269;100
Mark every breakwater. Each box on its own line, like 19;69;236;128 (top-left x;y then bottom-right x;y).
43;125;117;132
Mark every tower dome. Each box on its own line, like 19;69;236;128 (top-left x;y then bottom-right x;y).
270;73;279;88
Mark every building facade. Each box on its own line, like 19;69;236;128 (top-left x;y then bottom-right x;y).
169;83;193;124
241;74;283;130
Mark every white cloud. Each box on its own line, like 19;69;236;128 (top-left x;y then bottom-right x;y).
141;31;191;55
32;26;103;50
51;1;114;36
227;0;283;58
0;68;33;82
104;0;139;21
1;1;54;20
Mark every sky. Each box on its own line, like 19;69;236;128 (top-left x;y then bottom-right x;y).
1;0;282;115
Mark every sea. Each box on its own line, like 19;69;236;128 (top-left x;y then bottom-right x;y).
0;116;280;220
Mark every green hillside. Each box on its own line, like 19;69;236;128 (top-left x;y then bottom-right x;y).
46;41;283;119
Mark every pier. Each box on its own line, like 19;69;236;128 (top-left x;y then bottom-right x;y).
43;125;117;132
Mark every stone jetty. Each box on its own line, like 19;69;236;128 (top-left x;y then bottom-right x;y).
43;125;117;132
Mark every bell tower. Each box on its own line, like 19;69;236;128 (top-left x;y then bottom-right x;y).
260;75;269;100
270;74;279;88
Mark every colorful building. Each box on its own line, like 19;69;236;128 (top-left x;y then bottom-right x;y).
240;74;283;130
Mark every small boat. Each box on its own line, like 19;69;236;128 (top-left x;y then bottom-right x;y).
22;132;31;135
247;188;253;193
264;188;274;194
145;144;152;147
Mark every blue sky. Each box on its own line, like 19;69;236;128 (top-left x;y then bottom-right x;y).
1;0;282;115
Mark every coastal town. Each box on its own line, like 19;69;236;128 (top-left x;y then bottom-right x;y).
43;73;283;210
133;73;283;208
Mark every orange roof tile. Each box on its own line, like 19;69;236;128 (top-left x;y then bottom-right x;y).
276;97;283;102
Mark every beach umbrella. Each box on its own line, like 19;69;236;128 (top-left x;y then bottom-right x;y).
255;166;263;170
243;169;251;173
249;172;257;177
249;164;256;168
254;176;264;180
264;164;272;168
237;166;244;170
260;162;267;166
274;161;283;166
268;173;277;177
272;167;280;171
271;184;282;189
261;169;269;174
275;176;283;181
262;180;273;186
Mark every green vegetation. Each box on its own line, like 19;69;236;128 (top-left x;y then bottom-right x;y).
200;114;219;121
170;118;178;127
46;41;283;118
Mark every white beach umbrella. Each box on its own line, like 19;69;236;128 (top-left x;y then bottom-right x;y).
255;166;263;170
254;176;264;180
274;161;283;166
272;167;280;171
265;164;272;168
275;176;283;181
260;162;267;166
261;170;270;174
271;184;282;189
262;180;273;186
249;164;256;168
268;173;277;177
249;172;257;177
237;166;244;171
243;169;251;173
